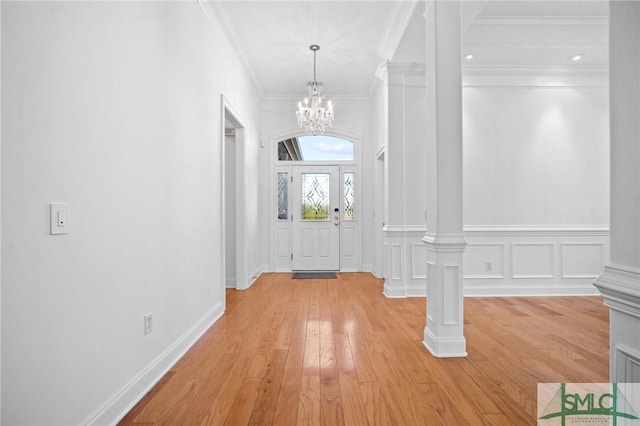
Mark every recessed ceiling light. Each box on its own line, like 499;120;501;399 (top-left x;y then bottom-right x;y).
464;53;474;61
570;54;585;62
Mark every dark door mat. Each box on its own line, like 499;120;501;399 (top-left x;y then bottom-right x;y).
292;271;337;279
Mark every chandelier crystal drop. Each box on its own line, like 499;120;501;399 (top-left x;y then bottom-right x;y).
296;44;334;135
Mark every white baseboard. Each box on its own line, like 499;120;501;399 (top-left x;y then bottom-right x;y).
243;265;265;290
463;283;601;297
383;282;406;298
83;301;225;426
387;282;600;298
406;284;427;297
363;263;385;279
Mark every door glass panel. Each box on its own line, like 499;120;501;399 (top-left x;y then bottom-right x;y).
301;173;330;220
344;172;354;221
277;172;288;220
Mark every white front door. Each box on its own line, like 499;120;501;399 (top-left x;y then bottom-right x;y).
291;165;340;271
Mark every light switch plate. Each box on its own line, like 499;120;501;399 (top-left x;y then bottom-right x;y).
50;203;69;235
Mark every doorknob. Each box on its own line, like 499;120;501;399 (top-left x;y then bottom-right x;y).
334;208;339;225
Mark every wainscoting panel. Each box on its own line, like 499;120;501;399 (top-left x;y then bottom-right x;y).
411;243;428;279
464;226;609;296
426;261;435;320
383;228;427;297
443;265;461;325
383;226;608;298
616;345;640;383
464;243;505;279
391;244;403;280
561;242;605;278
511;243;555;279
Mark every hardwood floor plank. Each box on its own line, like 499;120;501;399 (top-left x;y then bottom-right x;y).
297;376;321;426
319;286;345;426
247;349;288;424
154;379;203;426
419;383;470;425
360;382;394;426
481;413;516;426
222;377;262;426
272;340;304;425
118;273;609;426
118;371;175;425
338;375;368;426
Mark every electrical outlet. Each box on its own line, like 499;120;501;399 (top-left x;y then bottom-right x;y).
485;260;493;272
144;313;153;335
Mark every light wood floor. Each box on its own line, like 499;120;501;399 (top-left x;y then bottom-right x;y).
119;272;609;425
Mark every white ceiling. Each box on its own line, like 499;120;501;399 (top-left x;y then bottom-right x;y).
215;0;608;99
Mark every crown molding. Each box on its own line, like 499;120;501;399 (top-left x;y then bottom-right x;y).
198;0;264;99
464;64;608;77
468;16;608;32
378;0;420;62
462;64;608;86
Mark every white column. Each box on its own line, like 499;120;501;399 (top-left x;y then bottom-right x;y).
593;1;640;382
422;0;467;357
383;63;408;297
382;63;428;298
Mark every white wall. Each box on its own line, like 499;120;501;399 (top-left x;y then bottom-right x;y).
371;71;609;296
1;2;261;424
461;84;609;295
463;86;609;226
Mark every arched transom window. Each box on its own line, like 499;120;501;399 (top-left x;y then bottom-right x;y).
277;135;354;161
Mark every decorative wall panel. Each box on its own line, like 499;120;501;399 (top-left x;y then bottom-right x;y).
464;243;505;279
391;244;403;280
561;242;605;278
411;243;428;279
443;265;461;325
464;227;608;296
616;345;640;383
511;243;555;278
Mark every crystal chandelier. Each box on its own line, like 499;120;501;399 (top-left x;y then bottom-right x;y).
296;44;334;135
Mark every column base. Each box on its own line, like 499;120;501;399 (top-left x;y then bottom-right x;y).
593;264;640;382
382;226;428;298
423;327;467;358
383;282;407;298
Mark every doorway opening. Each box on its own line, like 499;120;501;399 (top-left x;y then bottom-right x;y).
222;96;247;290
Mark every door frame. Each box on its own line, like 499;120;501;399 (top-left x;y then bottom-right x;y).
221;95;249;291
269;129;362;272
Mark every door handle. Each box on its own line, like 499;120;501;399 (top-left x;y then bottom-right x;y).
334;208;339;225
